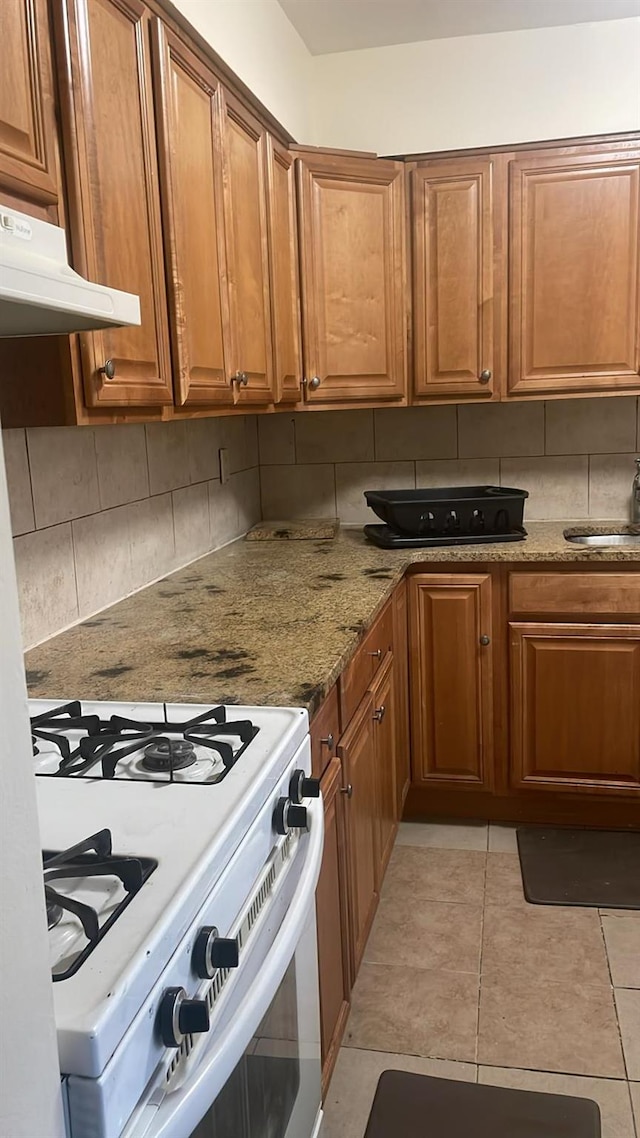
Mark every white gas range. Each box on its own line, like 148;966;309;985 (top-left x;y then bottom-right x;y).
30;699;324;1138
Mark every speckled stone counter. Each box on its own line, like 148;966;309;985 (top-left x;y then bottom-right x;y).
24;522;640;715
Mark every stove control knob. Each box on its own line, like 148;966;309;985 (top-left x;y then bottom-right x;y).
159;987;210;1048
193;927;240;979
274;797;309;835
289;768;321;804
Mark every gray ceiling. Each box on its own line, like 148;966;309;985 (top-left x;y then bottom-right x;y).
278;0;640;55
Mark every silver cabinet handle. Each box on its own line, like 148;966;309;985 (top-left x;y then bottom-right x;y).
340;784;353;798
308;376;321;391
320;733;334;750
99;359;115;380
368;648;382;660
479;634;491;646
231;371;249;386
479;369;492;383
373;704;386;722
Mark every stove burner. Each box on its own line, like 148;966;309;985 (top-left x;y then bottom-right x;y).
46;895;63;930
142;738;196;772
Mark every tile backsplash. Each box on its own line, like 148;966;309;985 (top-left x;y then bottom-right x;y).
259;398;640;526
4;417;260;648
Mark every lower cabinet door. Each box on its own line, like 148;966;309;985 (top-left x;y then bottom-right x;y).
393;580;411;814
371;653;398;887
409;574;494;789
316;756;351;1096
510;622;640;794
338;693;379;981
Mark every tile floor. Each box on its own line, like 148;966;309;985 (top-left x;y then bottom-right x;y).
322;820;640;1138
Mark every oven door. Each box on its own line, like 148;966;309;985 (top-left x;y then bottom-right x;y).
126;799;323;1138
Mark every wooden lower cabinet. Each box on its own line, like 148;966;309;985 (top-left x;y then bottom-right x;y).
338;692;379;980
316;756;351;1096
371;653;398;886
510;622;640;794
408;573;494;790
393;580;411;813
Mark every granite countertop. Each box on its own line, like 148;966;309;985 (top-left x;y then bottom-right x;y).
25;521;640;716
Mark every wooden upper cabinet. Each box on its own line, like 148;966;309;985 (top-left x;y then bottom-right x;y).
409;573;494;790
152;22;231;408
510;622;640;794
297;152;407;404
508;145;640;395
0;0;60;208
265;136;302;404
55;0;172;407
215;89;274;405
412;157;497;399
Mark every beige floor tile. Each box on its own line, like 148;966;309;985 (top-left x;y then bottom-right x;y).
482;904;610;986
382;846;486;905
488;824;519;853
602;917;640;989
616;990;640;1080
601;909;640;920
485;853;529;909
395;820;488;851
323;1049;476;1138
630;1083;639;1130
365;895;482;973
478;1067;636;1138
478;974;625;1077
345;962;479;1063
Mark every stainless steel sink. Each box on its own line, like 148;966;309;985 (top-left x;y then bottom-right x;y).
564;531;640;548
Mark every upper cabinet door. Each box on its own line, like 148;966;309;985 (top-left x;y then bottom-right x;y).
0;0;60;208
508;146;640;396
152;21;231;407
412;157;496;399
265;136;302;404
215;89;274;405
297;153;406;404
55;0;172;406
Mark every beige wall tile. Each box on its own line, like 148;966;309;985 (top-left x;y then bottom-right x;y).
13;524;78;648
218;415;252;474
501;455;588;519
145;422;190;494
416;458;499;488
244;416;259;468
127;493;175;588
458;402;544;458
27;427;99;528
295;409;374;463
374;405;457;461
3;429;34;535
479;1068;635;1138
234;467;261;534
260;463;336;519
258;414;296;465
172;483;211;563
208;469;260;547
546;397;638;455
615;989;640;1079
94;424;149;510
589;453;637;519
336;461;415;524
72;506;132;617
186;418;225;484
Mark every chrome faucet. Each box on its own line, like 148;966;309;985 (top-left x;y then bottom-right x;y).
633;457;640;524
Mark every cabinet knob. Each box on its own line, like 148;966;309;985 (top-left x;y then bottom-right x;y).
232;371;249;387
321;733;334;750
99;359;116;380
479;634;491;646
479;369;492;383
308;376;321;391
373;704;386;722
340;783;353;798
368;648;383;660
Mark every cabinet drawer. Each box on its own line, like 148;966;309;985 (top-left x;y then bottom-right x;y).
509;573;640;617
310;684;340;780
340;601;394;726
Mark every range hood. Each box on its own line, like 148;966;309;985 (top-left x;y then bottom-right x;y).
0;205;140;337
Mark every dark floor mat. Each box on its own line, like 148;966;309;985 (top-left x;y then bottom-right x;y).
364;1072;601;1137
517;827;640;909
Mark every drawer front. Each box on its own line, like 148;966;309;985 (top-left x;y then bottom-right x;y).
340;601;394;726
310;684;340;780
509;572;640;617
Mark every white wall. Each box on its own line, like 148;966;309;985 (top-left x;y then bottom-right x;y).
0;431;65;1138
310;17;640;154
172;0;314;140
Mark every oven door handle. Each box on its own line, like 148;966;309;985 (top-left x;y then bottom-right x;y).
135;797;324;1138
